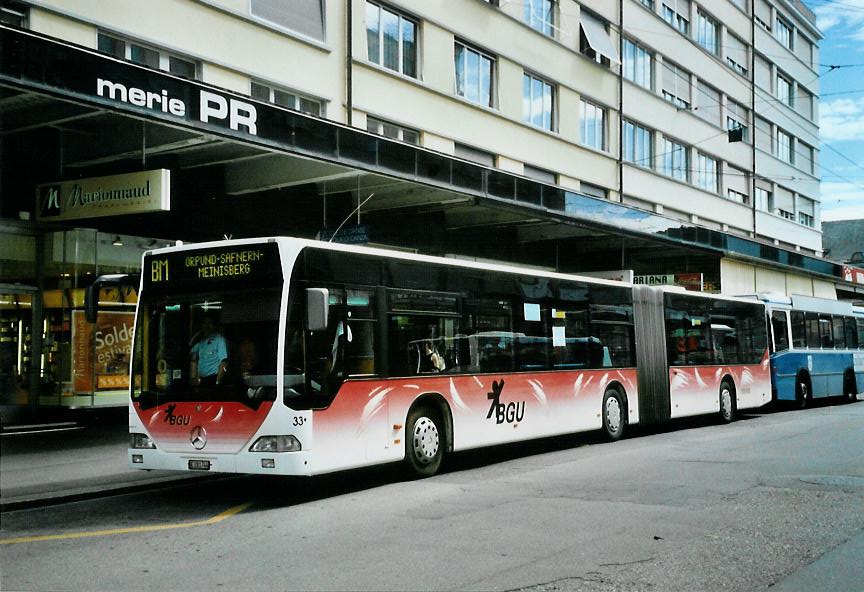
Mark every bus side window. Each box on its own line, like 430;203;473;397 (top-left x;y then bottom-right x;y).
771;311;789;352
845;317;858;350
858;319;864;349
833;316;847;350
790;311;806;349
805;312;821;349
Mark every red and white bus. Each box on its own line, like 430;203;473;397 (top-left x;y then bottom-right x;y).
119;237;770;477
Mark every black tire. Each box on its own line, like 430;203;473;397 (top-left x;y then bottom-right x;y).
719;379;736;423
843;370;858;404
796;374;811;410
405;406;444;478
602;388;627;441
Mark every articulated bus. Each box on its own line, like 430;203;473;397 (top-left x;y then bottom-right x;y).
761;293;864;407
116;237;770;478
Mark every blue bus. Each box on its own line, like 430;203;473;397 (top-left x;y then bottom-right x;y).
760;294;864;407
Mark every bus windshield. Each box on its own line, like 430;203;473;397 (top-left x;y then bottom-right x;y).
132;287;281;408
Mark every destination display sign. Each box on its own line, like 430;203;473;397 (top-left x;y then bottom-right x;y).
143;243;281;291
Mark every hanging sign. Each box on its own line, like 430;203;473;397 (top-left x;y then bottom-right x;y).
37;169;170;221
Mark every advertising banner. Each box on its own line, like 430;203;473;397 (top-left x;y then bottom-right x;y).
72;310;135;394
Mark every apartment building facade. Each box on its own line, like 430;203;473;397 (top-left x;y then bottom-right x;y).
3;1;860;410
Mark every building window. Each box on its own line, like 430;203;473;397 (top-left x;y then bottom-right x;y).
579;11;618;66
580;182;608;199
98;33;197;79
0;2;27;26
622;120;654;167
695;152;718;192
662;0;689;35
776;73;793;107
755;187;772;211
725;34;748;76
728;186;749;204
726;98;749;142
662;136;689;182
661;61;691;109
251;81;323;116
728;189;749;203
774;16;793;50
367;116;419;144
366;2;418;78
642;0;655;8
797;142;815;175
776;129;794;164
623;38;652;89
696;81;721;126
454;143;495;167
580;99;606;150
524;164;556;184
799;212;814;227
524;0;555;36
696;10;718;55
778;209;795;220
523;73;555;131
250;0;324;42
455;42;495;107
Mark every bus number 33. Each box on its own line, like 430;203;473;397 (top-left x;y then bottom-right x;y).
293;416;306;426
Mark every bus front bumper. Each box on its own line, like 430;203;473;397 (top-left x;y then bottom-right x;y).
127;448;313;476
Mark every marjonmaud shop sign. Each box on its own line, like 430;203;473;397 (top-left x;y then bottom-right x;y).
36;169;170;221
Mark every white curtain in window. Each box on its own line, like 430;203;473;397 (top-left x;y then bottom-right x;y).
251;0;324;42
754;0;772;25
774;186;794;212
725;34;748;69
754;55;772;92
696;81;720;125
725;165;748;195
797;196;815;216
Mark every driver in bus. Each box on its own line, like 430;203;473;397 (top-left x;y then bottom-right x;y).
190;316;228;386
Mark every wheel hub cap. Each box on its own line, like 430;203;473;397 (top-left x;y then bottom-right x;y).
606;398;621;433
412;417;439;464
721;388;732;417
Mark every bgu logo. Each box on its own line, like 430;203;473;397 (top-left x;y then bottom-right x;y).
163;403;191;426
485;379;525;425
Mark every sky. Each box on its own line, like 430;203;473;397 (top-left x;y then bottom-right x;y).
805;0;864;221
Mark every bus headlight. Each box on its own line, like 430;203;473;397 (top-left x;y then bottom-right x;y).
130;433;156;449
249;435;302;452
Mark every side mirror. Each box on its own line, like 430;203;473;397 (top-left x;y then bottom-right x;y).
306;288;329;332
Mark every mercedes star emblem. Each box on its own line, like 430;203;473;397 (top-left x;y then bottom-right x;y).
190;425;207;450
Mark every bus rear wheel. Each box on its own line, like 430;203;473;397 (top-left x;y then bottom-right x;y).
405;406;444;478
796;375;811;410
602;388;626;441
844;370;858;404
719;380;736;423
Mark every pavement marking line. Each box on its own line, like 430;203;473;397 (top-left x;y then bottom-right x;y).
0;502;252;545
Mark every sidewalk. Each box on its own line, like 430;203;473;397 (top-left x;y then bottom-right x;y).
0;413;202;512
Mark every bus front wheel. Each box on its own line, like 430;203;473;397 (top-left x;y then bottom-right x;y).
719;380;736;423
405;406;444;478
602;388;627;441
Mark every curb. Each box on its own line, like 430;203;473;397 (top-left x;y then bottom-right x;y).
0;474;222;513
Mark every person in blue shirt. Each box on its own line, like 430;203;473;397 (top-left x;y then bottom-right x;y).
191;316;228;386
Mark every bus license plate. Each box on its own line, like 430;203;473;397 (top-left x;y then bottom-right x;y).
188;459;211;471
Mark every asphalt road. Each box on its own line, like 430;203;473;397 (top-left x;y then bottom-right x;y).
2;401;863;592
